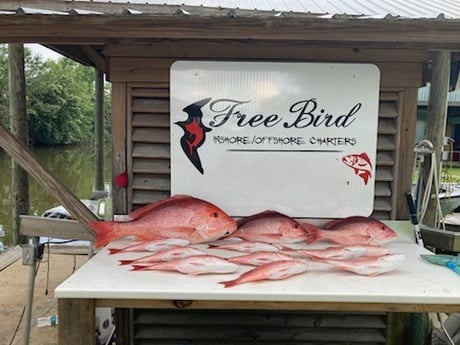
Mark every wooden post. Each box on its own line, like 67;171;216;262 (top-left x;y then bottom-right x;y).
8;43;29;245
93;68;105;198
58;298;96;345
424;50;451;227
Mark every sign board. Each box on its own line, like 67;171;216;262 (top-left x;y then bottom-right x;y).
170;61;380;218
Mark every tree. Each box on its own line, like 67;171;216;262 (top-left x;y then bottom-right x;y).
0;44;111;146
27;58;95;145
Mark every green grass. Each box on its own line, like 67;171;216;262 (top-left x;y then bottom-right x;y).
441;167;460;183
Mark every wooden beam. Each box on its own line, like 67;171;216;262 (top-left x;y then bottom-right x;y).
0;124;97;237
81;45;106;72
19;216;94;241
95;298;460;313
106;41;430;62
1;16;460;50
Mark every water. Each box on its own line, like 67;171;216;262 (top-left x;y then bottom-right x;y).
0;144;111;247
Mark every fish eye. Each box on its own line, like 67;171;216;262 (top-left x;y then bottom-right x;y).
293;224;299;229
212;212;219;218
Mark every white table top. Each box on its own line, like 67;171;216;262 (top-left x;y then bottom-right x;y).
55;221;460;307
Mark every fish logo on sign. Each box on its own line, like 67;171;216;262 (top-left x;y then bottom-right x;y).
175;98;212;174
342;152;372;185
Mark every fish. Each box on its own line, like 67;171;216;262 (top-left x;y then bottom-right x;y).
90;195;237;248
208;241;285;253
314;254;405;276
305;216;398;245
230;210;318;244
131;255;239;275
220;260;309;288
227;251;296;266
342;152;372;185
118;246;207;266
108;238;190;255
296;245;390;260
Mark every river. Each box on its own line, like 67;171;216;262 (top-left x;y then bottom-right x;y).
0;144;111;247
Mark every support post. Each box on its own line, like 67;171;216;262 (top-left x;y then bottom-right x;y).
424;50;451;227
93;68;105;198
8;43;29;245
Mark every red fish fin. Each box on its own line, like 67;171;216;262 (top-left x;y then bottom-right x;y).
360;171;371;185
130;265;148;271
118;259;134;265
126;195;193;221
108;248;123;255
300;225;320;244
90;220;119;248
236;210;285;227
219;279;239;288
358;152;371;165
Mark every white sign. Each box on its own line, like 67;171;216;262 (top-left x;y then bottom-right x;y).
170;61;380;218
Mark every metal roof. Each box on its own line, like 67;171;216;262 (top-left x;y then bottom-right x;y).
1;0;460;19
419;86;460;106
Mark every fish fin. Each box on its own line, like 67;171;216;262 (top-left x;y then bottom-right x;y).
358;152;371;165
126;195;193;221
359;170;371;185
236;210;287;227
108;248;123;255
219;279;239;288
118;259;134;265
90;220;119;248
324;216;370;229
301;226;320;244
130;265;148;271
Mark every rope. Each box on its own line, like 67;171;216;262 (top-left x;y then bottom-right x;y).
413;140;446;230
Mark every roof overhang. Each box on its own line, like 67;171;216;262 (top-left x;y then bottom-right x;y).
2;2;460;71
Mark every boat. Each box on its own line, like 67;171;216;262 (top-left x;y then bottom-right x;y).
439;183;460;216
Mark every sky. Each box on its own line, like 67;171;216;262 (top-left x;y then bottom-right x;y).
25;43;62;61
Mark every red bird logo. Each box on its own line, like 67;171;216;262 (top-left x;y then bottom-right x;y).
342;152;372;185
175;98;212;174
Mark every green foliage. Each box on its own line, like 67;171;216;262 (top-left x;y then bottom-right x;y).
0;44;111;146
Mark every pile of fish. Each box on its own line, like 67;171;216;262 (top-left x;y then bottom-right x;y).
89;195;404;288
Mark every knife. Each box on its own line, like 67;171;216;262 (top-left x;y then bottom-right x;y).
420;254;460;275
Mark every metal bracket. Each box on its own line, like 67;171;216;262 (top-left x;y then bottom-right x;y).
21;241;44;266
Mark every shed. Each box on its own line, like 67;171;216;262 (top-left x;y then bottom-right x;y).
1;1;460;344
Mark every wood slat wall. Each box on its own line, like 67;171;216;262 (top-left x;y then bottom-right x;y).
131;309;387;345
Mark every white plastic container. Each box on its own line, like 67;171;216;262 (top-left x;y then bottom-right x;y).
36;315;58;327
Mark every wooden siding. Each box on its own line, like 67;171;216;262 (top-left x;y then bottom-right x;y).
128;84;171;211
130;309;387;345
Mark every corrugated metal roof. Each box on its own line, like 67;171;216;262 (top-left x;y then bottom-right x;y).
1;0;460;19
418;86;460;106
83;0;460;18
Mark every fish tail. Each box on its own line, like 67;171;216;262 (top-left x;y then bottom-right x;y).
118;259;134;265
108;248;123;255
304;228;320;244
219;279;239;288
90;220;119;248
130;265;148;271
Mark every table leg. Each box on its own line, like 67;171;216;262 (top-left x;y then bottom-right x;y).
58;298;96;345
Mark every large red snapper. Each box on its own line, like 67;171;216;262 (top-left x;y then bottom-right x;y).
90;195;237;248
304;216;398;245
231;211;318;244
